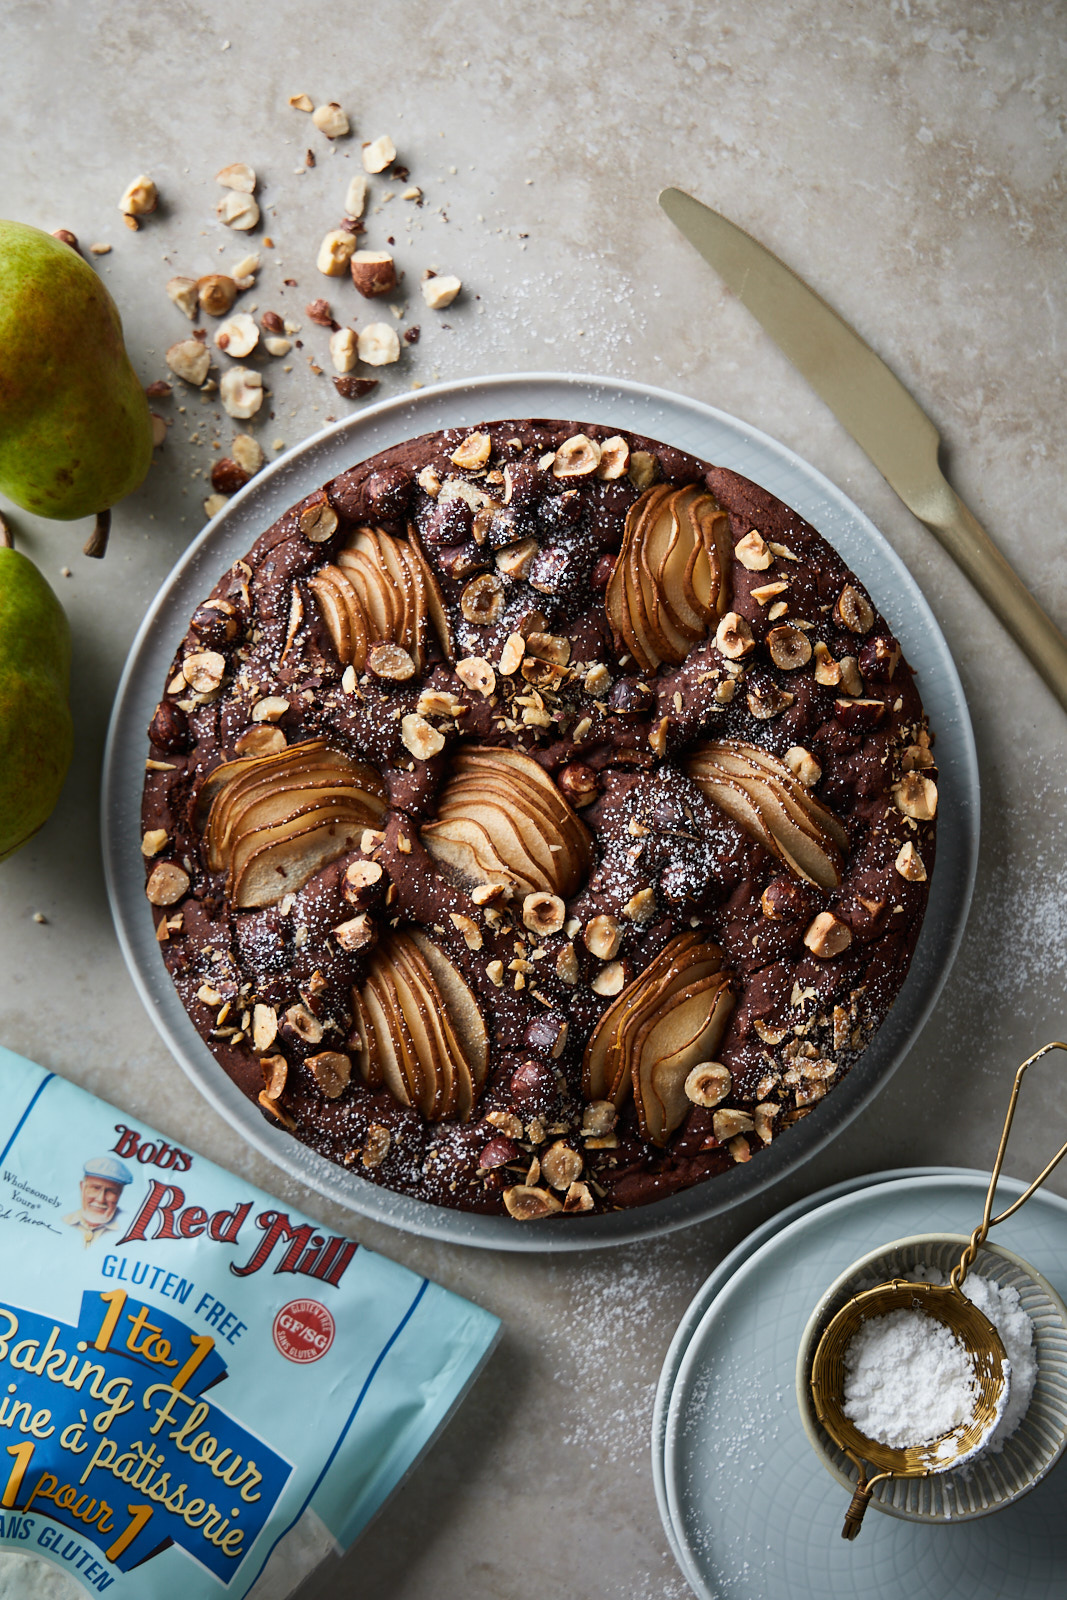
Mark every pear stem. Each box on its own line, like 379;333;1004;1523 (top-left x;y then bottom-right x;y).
0;514;12;551
84;509;111;559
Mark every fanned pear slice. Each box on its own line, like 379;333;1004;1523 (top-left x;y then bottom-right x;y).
373;957;430;1116
440;775;561;881
309;566;369;670
404;523;454;661
419;815;531;894
447;747;592;896
583;930;708;1104
397;937;476;1119
605;483;730;672
231;810;369;908
212;765;378;870
632;973;735;1146
410;929;489;1093
391;940;455;1119
605;952;724;1105
351;988;382;1090
360;974;411;1107
686;741;848;891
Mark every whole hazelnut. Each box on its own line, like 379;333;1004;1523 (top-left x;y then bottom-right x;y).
148;700;190;753
759;876;813;922
858;634;902;682
479;1137;519;1171
362;466;413;523
509;1058;553;1111
557;763;599;807
608;677;655;716
591;553;616;590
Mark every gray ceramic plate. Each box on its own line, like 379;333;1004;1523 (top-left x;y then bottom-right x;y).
664;1173;1067;1600
102;373;979;1250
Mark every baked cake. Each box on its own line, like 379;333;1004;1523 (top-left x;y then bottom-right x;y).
141;421;937;1219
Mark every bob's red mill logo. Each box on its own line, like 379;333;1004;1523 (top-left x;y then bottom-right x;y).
110;1126;357;1287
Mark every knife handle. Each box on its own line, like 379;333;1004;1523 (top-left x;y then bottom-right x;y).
921;477;1067;715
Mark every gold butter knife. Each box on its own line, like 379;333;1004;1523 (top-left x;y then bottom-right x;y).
659;186;1067;713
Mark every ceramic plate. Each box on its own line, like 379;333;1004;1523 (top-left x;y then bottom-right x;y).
650;1166;961;1590
663;1172;1067;1599
102;374;979;1250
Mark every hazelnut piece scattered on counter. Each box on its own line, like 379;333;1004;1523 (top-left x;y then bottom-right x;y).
216;162;257;193
217;191;260;230
166;276;199;318
361;134;396;172
316;230;357;277
289;93;314;112
357;323;400;365
198;274;238;316
312;102;350;139
165;339;211;386
215;312;259;357
421;273;462;309
329;327;358;373
219;367;263;419
119;174;158;221
231;433;265;474
350;250;397;297
344;173;368;218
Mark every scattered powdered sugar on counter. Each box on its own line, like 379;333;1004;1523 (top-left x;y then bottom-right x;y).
842;1307;980;1449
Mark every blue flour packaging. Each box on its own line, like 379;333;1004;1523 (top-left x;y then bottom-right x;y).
0;1046;499;1597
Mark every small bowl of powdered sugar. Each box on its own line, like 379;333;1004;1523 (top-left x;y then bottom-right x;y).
796;1234;1067;1525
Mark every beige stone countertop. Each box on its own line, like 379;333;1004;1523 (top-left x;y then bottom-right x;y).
1;2;1066;1596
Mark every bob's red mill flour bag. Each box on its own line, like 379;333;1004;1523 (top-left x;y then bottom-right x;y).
0;1046;499;1598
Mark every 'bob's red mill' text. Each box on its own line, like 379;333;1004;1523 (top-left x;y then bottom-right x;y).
110;1127;357;1288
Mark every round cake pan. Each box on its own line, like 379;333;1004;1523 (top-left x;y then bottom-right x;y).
796;1234;1067;1522
102;373;979;1250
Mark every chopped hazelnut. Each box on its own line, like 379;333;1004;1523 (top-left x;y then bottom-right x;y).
455;656;496;697
231;433;265;474
165;339;211;386
401;714;446;761
498;633;526;675
753;1102;779;1145
251;696;290;722
541;1141;583;1190
766;624;812;670
182;650;225;694
596;436;630;479
306;1051;351;1098
735;529;773;570
166;276;199;318
813;642;841;687
119;174;158;218
503;1185;562;1220
803;912;852;958
713;1108;755;1140
895;840;927;881
235;725;285;757
289;93;314;111
495;538;539;580
552;434;601;478
216;162;256;193
421;273;461;309
362;134;396;172
783;746;822;787
835;584;875;634
523;892;566;936
892;771;937;820
357;322;400;365
715;611;755;659
329;327;358;373
449;912;483;951
219;367;263;419
214;312;259;357
461;572;503;625
362;1124;391;1169
145;862;189;906
312;102;350;138
623;887;656;922
298;496;339;541
141;827;168;857
555;943;579;985
217;191;259;230
627;451;659;491
591;962;626;996
452;431;492;469
344;173;368;218
685;1062;733;1108
584;914;622;960
252;1004;279;1052
317;230;357;277
350;250;397;297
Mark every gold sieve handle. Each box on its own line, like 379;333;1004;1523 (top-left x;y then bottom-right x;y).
952;1042;1067;1290
841;1466;891;1540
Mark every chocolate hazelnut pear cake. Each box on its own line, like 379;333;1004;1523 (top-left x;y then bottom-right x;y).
141;420;937;1219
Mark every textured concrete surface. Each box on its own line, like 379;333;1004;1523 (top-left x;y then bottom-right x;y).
1;1;1065;1595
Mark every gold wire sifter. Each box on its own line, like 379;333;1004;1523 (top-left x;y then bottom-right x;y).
807;1041;1067;1539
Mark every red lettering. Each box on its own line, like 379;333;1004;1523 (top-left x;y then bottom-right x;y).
230;1211;313;1277
178;1206;208;1238
112;1126;141;1161
171;1151;193;1174
208;1202;251;1245
117;1181;186;1244
136;1142;159;1164
310;1237;359;1288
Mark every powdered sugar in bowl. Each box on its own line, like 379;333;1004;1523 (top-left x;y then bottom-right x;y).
796;1234;1067;1528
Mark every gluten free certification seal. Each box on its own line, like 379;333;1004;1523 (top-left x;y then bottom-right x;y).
272;1300;336;1363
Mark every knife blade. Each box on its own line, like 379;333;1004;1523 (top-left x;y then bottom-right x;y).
659;186;1067;714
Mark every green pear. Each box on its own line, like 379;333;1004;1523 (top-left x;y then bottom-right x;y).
0;534;74;860
0;220;153;551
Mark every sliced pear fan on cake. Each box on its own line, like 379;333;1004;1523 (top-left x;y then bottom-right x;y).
582;932;735;1146
199;738;387;908
353;930;488;1120
685;740;848;890
309;523;452;672
605;484;733;673
421;746;591;897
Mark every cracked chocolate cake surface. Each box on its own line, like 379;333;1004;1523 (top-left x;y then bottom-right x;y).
141;420;937;1219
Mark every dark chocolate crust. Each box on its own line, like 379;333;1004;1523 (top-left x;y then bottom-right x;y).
141;420;937;1217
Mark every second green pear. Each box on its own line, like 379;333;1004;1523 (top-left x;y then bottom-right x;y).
0;542;74;860
0;219;153;522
